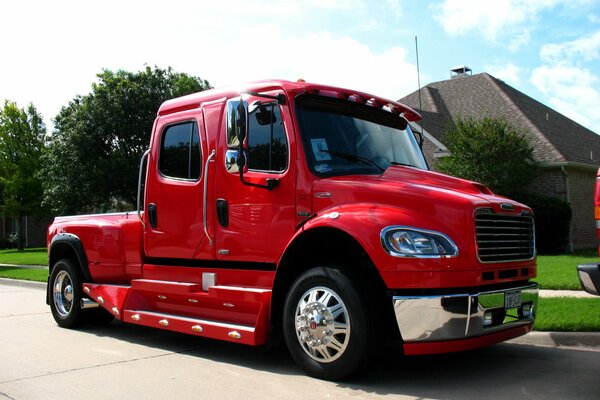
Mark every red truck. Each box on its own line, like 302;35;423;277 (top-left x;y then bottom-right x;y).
577;168;600;295
47;79;538;380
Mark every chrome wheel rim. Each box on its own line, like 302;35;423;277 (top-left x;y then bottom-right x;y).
53;270;73;317
294;286;350;363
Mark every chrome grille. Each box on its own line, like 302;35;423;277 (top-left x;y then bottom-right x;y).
475;209;535;263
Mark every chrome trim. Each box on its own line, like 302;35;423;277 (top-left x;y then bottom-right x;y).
228;331;242;339
137;149;150;229
80;298;100;309
203;149;216;246
53;270;73;317
393;283;538;343
225;149;241;173
474;208;536;263
294;286;351;363
380;226;459;258
202;272;216;291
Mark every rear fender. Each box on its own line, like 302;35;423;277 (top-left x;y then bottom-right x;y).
47;233;91;305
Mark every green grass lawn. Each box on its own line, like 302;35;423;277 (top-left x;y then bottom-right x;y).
0;248;47;266
0;266;47;282
535;297;600;331
536;250;597;290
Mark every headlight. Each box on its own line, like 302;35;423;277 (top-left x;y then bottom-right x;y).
381;226;459;258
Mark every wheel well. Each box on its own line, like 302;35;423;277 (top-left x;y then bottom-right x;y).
270;227;396;345
48;240;90;281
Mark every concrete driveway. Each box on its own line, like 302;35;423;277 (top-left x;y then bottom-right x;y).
1;280;599;400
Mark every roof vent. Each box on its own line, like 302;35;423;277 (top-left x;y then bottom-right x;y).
450;65;472;79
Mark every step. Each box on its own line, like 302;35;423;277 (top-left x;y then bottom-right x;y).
127;281;271;325
131;279;202;295
123;310;266;345
83;283;131;320
83;281;272;345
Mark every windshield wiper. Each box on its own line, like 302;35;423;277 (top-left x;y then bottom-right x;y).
389;161;415;168
320;150;385;172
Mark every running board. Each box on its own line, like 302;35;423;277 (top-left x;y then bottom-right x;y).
123;310;260;345
82;281;271;345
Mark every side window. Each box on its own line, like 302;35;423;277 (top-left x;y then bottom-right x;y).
159;121;201;180
247;103;288;172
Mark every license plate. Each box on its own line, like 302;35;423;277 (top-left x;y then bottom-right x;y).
505;290;522;309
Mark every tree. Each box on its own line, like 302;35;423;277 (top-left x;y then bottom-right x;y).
435;117;538;197
43;66;211;214
0;101;46;250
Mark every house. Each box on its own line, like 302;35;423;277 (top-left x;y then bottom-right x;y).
399;67;600;251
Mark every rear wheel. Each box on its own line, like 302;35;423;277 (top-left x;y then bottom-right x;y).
49;259;86;328
283;267;376;380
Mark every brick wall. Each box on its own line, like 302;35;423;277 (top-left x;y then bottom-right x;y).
525;168;568;200
567;167;597;250
525;166;597;250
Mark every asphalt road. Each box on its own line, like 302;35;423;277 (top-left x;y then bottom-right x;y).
1;281;599;400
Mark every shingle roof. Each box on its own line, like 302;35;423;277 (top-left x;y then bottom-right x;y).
399;72;600;167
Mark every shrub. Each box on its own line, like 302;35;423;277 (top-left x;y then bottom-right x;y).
435;117;538;198
514;193;572;254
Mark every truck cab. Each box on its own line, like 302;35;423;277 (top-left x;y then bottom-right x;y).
47;80;538;380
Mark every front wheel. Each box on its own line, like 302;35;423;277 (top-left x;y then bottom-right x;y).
49;259;87;328
283;267;376;380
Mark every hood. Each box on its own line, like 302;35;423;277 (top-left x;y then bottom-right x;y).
311;166;530;218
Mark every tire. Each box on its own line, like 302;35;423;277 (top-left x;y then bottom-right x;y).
49;259;87;328
283;267;376;380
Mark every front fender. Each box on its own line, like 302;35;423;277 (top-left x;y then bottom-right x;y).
297;203;474;275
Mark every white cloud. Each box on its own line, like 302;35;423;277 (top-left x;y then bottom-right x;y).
540;30;600;63
202;27;419;102
486;63;523;85
0;0;419;126
531;65;600;133
385;0;404;19
432;0;560;48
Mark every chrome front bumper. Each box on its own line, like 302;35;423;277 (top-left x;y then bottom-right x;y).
393;283;538;343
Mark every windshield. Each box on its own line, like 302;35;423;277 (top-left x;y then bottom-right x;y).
295;95;428;177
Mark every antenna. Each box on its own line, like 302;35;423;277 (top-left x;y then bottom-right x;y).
415;36;424;148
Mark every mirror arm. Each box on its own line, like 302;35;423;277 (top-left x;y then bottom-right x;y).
238;157;280;191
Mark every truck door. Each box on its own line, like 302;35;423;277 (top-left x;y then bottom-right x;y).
143;110;214;260
213;95;296;264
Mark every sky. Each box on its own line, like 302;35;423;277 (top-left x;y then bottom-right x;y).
1;0;600;134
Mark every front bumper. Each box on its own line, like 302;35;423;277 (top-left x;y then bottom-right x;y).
393;283;538;354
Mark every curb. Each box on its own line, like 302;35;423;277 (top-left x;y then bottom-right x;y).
0;277;46;289
508;331;600;349
539;289;597;299
0;263;47;269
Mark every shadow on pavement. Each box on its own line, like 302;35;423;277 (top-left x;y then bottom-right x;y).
76;320;598;399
